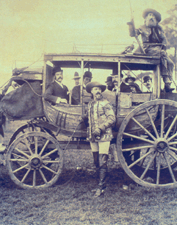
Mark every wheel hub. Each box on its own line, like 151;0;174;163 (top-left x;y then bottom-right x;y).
30;156;42;168
156;141;168;153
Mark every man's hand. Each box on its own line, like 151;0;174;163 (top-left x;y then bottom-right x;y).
93;128;101;140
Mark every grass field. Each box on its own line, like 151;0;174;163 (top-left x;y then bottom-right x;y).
0;120;177;225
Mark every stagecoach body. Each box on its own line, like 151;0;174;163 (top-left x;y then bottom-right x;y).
4;52;177;189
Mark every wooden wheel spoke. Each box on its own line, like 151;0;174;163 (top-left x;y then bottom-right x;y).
42;165;58;175
128;149;154;169
160;104;165;138
39;169;48;184
12;152;27;160
14;148;30;159
33;170;36;187
139;148;150;167
24;138;33;155
34;137;38;154
168;132;177;142
12;163;29;174
164;153;176;183
169;142;177;145
43;160;60;164
156;155;161;185
123;132;154;144
169;146;177;153
132;117;156;141
140;152;157;180
164;115;177;139
146;108;159;139
10;158;29;162
42;148;58;159
39;140;50;156
21;169;31;183
122;145;153;152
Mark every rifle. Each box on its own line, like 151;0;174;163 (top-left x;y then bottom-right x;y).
127;0;145;54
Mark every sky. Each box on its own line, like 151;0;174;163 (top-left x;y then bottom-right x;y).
0;0;176;88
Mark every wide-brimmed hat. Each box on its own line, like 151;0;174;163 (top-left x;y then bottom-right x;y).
125;76;136;83
72;72;81;80
105;76;112;83
111;73;123;78
143;75;152;83
142;8;161;22
86;82;106;93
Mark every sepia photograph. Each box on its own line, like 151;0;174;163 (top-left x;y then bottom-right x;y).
0;0;177;224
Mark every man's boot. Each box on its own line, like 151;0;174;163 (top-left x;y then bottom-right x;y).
91;152;99;177
94;154;108;197
163;76;174;93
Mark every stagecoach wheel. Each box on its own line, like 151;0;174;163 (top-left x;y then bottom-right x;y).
6;131;63;189
117;99;177;188
9;122;54;146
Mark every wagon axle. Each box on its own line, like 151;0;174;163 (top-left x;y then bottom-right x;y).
30;156;42;169
155;140;169;153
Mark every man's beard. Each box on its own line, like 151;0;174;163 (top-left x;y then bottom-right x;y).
95;92;102;100
145;18;157;27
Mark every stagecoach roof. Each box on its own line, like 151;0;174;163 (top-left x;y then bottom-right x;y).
44;53;160;71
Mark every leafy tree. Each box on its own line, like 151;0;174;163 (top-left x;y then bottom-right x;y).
161;5;177;71
161;4;177;47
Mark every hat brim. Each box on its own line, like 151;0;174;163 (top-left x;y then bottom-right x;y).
125;77;136;83
72;77;81;80
86;82;106;93
142;8;161;22
111;74;123;78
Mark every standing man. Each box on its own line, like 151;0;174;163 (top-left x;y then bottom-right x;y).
127;8;174;92
44;67;69;105
72;71;92;105
85;81;116;197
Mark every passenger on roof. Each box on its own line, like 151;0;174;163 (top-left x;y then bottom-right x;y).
44;67;69;105
125;76;141;93
72;71;92;105
112;73;131;92
127;8;174;92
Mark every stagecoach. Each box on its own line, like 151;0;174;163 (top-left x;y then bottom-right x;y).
3;52;177;189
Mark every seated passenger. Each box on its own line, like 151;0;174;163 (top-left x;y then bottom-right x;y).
112;73;131;92
72;72;81;86
44;67;69;105
105;76;114;91
125;76;141;93
129;83;142;93
143;75;153;92
72;71;92;105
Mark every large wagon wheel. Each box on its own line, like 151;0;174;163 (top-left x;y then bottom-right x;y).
117;99;177;188
6;131;63;189
9;120;54;146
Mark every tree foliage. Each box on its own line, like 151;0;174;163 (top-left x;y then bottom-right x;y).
161;5;177;47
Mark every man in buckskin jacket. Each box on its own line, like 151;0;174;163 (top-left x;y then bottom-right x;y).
127;8;174;92
85;81;116;197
